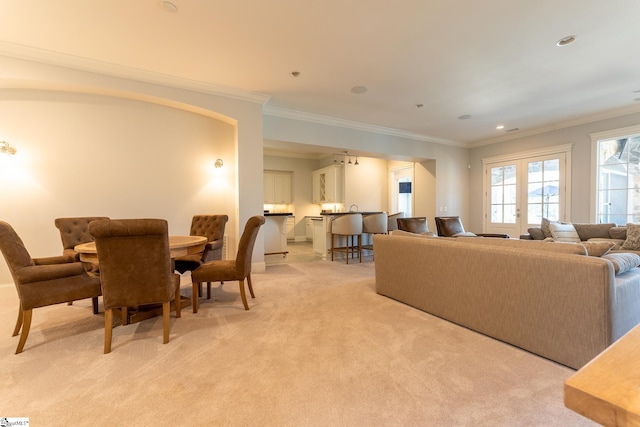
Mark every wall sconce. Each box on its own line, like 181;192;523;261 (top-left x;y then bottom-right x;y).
0;140;17;156
214;158;223;168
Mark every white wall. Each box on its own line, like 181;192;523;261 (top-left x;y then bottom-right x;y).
344;157;388;213
468;111;640;233
0;56;267;284
0;89;236;284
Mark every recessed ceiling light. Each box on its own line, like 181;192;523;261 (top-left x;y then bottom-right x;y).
496;125;505;130
351;86;368;94
290;71;301;77
556;35;576;46
506;128;520;132
414;103;424;108
458;114;472;120
161;1;178;13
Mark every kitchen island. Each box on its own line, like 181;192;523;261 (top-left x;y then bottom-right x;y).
313;212;384;260
264;213;292;265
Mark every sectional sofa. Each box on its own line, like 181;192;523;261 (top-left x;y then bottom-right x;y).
373;233;640;369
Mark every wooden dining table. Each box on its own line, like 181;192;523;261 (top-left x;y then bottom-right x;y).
74;235;207;324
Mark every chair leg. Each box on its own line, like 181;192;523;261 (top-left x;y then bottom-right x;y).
239;279;249;310
15;309;32;354
174;287;181;318
192;281;199;313
358;234;362;263
198;283;203;298
92;297;99;314
12;308;23;337
207;281;212;299
162;301;170;344
331;234;335;261
247;273;255;298
121;307;128;326
104;308;113;354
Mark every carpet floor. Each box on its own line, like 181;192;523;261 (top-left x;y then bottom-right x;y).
0;256;595;426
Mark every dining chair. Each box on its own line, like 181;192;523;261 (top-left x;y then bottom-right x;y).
88;218;182;353
191;215;265;313
0;221;102;354
54;216;109;262
330;213;363;264
174;214;228;299
386;212;404;232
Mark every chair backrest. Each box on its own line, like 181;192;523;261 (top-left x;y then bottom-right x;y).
363;212;388;234
190;214;229;262
397;217;429;234
0;221;34;291
435;216;465;237
55;216;109;259
234;215;266;278
331;213;363;235
387;212;404;232
89;218;173;309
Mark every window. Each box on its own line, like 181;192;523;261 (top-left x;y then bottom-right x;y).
594;127;640;224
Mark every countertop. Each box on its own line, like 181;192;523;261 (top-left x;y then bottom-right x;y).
264;212;293;216
319;211;384;216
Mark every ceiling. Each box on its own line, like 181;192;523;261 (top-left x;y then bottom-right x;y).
1;0;640;151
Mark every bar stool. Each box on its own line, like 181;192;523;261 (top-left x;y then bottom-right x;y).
362;212;388;258
330;213;363;264
387;212;404;232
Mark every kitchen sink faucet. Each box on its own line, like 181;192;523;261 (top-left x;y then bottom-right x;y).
349;204;359;212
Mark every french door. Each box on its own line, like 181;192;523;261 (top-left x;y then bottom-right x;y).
483;146;571;237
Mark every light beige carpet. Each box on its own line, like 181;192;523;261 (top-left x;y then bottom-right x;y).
0;257;595;426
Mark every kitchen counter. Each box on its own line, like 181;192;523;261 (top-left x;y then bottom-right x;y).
313;212;385;259
264;214;292;265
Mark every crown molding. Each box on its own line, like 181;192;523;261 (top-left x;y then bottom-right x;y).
263;105;466;147
470;104;640;148
0;41;270;105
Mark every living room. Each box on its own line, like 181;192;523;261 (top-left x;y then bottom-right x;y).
2;2;640;425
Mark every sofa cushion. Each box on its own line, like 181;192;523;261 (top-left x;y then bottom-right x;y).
587;238;625;251
527;227;546;240
549;222;581;243
602;252;640;275
580;241;615;257
622;223;640;251
609;226;627;240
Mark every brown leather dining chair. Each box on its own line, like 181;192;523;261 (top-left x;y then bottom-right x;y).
0;221;102;354
174;214;228;299
191;215;265;313
89;218;182;353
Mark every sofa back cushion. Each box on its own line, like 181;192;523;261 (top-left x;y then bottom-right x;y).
574;223;617;240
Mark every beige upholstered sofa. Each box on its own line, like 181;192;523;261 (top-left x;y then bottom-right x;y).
373;233;640;369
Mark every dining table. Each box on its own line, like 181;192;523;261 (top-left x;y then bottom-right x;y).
74;235;207;324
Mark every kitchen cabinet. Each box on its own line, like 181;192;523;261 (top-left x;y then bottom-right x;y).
264;171;292;204
312;165;344;204
286;216;295;241
305;217;316;241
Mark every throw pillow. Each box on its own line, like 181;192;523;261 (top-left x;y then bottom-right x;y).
609;226;627;240
602;252;640;275
541;218;555;238
621;223;640;250
549;222;581;243
527;227;546;240
580;241;615;257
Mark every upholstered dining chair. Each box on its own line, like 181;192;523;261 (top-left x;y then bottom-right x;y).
191;215;265;313
54;216;109;261
397;217;432;235
386;212;404;232
174;214;228;299
89;218;181;353
434;216;509;238
330;213;363;264
0;221;102;354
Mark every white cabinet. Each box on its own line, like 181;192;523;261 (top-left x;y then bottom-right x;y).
286;216;295;241
305;217;314;241
264;171;292;204
312;165;344;204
